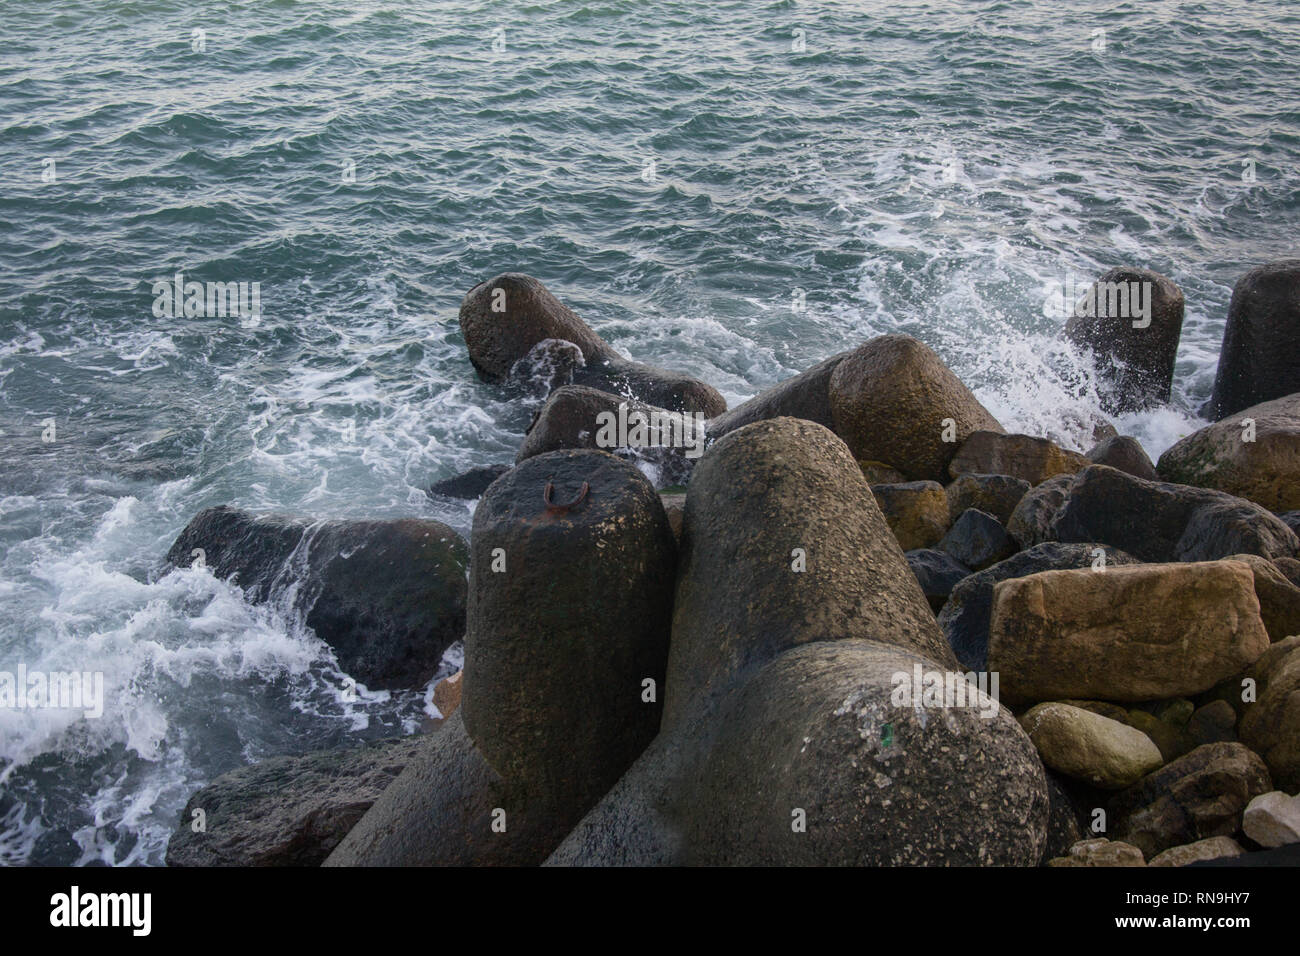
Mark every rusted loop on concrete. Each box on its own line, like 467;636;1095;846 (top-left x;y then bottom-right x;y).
543;480;590;516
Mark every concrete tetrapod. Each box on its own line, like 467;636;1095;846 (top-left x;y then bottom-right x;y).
546;418;1048;865
325;449;676;865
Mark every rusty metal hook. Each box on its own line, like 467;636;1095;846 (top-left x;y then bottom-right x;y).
543;481;589;516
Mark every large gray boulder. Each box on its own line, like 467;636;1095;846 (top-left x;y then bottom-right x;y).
458;273;725;416
165;507;468;689
674;640;1049;865
463;450;676;810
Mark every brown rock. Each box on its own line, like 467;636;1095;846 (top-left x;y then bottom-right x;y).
1157;393;1300;512
949;431;1090;486
659;492;685;544
1238;635;1300;792
1187;700;1237;746
989;560;1270;705
859;460;907;484
1148;836;1245;866
1223;552;1300;642
1046;838;1145;867
945;473;1031;525
1109;742;1273;858
1274;556;1300;588
432;670;463;721
1006;473;1073;547
1086;435;1158;480
871;481;950;551
828;335;1003;482
1123;709;1193;763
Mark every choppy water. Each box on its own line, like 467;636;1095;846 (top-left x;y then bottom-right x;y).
2;0;1298;865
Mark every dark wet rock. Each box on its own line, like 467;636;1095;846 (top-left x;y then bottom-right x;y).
858;460;907;484
1064;267;1185;414
1086;435;1158;481
1042;770;1086;863
428;464;511;500
828;335;1004;482
905;548;971;613
1221;553;1300;643
706;351;847;440
509;338;586;398
515;384;700;487
1187;700;1238;747
945;473;1031;525
872;480;950;551
1108;742;1273;859
1158;393;1300;512
937;542;1140;673
1203;260;1300;420
166;737;425;867
465;449;676;820
458;273;725;415
1238;635;1300;792
1052;465;1300;563
166;507;468;689
937;508;1016;571
948;431;1090;486
1006;473;1074;548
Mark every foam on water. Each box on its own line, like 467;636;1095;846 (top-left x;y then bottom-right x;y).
1;0;1298;863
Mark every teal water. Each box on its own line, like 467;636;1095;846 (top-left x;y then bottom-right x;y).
2;0;1298;864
